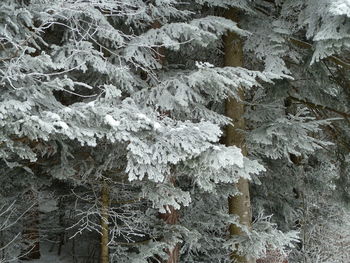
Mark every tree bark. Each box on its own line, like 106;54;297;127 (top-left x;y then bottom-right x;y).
100;184;110;263
159;203;180;263
223;8;254;263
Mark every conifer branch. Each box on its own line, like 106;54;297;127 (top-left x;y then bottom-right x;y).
289;38;350;70
289;95;350;119
113;239;153;246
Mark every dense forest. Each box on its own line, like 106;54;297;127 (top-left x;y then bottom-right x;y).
1;0;350;262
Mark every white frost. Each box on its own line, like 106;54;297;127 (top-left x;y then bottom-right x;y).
136;113;151;122
46;112;61;121
105;114;121;127
195;61;214;69
55;121;69;130
153;121;162;131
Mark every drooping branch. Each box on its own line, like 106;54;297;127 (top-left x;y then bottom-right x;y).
289;38;350;70
288;95;350;119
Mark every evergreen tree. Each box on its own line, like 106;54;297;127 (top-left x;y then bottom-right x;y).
1;1;349;263
0;1;275;262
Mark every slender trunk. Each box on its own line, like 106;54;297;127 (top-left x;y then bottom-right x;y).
100;184;110;263
159;203;180;263
20;188;41;260
158;176;179;263
223;8;254;263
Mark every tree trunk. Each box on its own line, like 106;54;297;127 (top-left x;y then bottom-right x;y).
100;184;110;263
20;188;41;260
223;8;254;263
158;176;179;263
159;203;180;263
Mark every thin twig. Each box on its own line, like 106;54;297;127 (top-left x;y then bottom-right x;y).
289;95;350;119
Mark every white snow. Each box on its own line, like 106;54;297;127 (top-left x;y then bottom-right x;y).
27;242;74;263
105;114;121;127
330;0;350;16
136;113;151;122
195;61;214;69
55;121;69;130
153;121;162;131
46;112;61;121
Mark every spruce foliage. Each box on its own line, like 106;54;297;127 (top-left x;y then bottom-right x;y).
1;1;349;262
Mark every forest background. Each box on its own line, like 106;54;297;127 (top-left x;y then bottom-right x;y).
1;0;350;263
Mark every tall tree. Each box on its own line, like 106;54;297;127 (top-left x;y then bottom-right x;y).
4;1;350;262
1;1;269;262
223;7;254;263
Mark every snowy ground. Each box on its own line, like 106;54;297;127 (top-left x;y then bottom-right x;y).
29;253;73;263
28;242;74;263
27;238;99;263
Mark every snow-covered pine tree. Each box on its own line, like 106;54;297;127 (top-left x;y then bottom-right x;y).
4;0;350;262
0;0;295;262
242;0;350;262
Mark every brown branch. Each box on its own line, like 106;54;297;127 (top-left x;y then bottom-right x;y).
309;107;350;152
289;95;350;119
0;136;39;149
111;198;145;205
113;239;153;246
289;38;350;70
0;35;36;63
